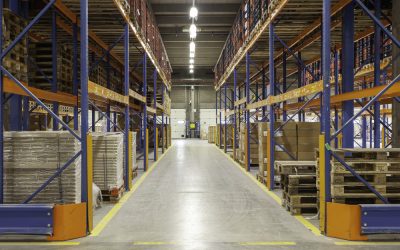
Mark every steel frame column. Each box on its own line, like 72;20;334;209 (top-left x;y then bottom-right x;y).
334;49;339;148
268;24;275;189
224;83;227;152
161;83;165;153
341;3;355;148
233;68;237;159
262;69;267;120
80;0;89;231
73;23;79;130
297;52;302;121
373;0;381;148
153;69;157;160
124;25;130;191
245;52;251;171
143;52;148;171
282;52;287;121
52;9;59;131
106;53;111;132
322;0;332;201
219;88;222;149
0;0;3;203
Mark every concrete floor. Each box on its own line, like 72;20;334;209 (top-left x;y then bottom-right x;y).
2;139;400;249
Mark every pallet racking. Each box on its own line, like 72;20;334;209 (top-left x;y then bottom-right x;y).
0;0;172;239
215;0;400;240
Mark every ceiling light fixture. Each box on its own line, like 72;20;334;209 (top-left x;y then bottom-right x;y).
189;69;194;74
189;24;197;39
189;65;194;69
189;52;195;58
189;59;194;64
189;6;198;19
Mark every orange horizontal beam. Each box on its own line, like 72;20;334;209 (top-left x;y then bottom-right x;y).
3;77;77;106
285;83;400;111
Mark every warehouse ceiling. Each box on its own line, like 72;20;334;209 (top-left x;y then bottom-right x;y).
149;0;241;86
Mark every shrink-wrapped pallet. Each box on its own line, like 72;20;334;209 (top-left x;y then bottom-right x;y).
4;131;81;204
92;133;124;191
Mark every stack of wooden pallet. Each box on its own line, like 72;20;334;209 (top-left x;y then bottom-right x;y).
92;132;124;202
131;132;138;179
28;42;73;93
3;9;28;82
276;161;318;215
3;131;81;204
329;148;400;204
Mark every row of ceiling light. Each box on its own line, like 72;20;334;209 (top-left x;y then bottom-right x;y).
189;2;198;74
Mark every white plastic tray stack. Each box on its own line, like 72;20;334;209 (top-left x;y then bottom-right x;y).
3;131;81;204
92;132;124;191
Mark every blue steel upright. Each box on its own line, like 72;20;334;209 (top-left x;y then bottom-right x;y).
341;3;355;148
73;23;79;130
153;69;157;160
245;52;250;171
322;0;332;201
282;53;287;121
224;83;227;152
80;0;89;228
373;0;381;148
233;69;237;154
0;0;3;203
52;9;59;131
143;52;148;171
124;24;130;191
269;23;275;189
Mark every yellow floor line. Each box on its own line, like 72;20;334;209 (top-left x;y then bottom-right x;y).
133;241;176;245
239;241;296;246
335;241;400;246
0;242;80;246
214;145;321;237
91;144;175;236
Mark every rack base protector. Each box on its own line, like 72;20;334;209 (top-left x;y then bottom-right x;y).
0;204;54;235
47;203;87;241
361;204;400;234
326;202;368;241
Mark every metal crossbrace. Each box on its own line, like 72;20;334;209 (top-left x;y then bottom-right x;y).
1;67;81;141
23;151;82;204
86;96;124;133
89;33;125;74
329;150;389;204
331;73;400;140
274;93;320;134
274;33;317;81
355;99;392;132
276;144;297;160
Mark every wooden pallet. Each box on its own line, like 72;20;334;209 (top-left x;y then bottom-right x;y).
275;161;316;175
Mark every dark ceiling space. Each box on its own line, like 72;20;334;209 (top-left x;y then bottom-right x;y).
149;0;241;86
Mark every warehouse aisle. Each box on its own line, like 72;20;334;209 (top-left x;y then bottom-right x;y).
3;140;399;250
77;139;389;249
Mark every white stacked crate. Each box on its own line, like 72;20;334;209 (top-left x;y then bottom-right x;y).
3;131;81;204
92;133;124;192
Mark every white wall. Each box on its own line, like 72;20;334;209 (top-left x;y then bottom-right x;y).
200;109;217;139
171;109;186;139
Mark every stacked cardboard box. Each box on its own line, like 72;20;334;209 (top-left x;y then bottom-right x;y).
216;124;233;148
3;131;81;204
297;122;320;160
92;133;124;194
238;123;259;166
